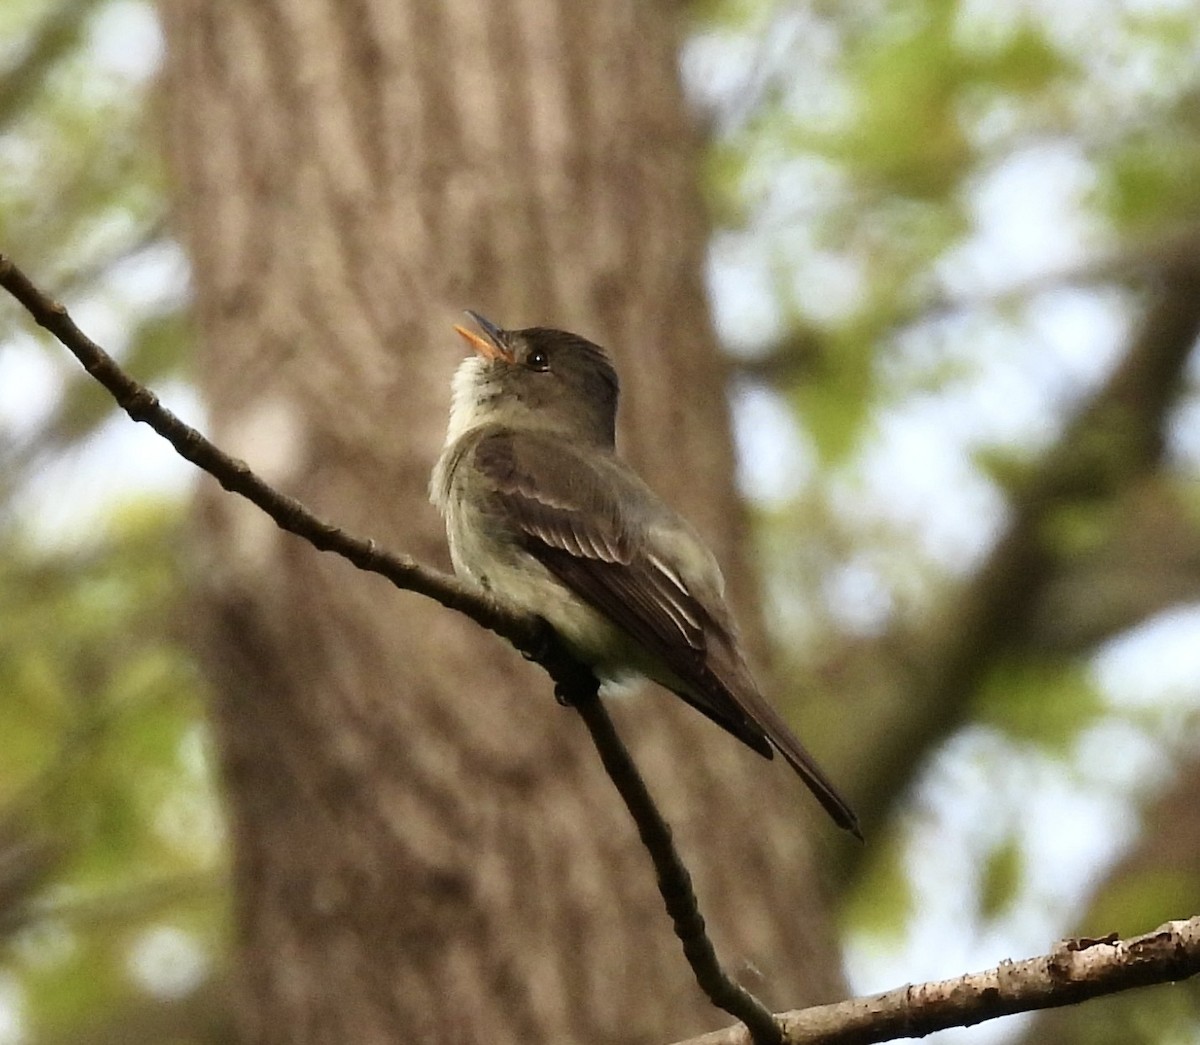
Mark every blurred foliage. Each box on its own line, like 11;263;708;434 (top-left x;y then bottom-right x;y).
841;828;913;941
973;659;1103;750
696;0;1200;1041
0;500;226;1041
1090;870;1199;939
4;0;1200;1041
1027;981;1200;1045
0;1;222;1042
976;836;1023;921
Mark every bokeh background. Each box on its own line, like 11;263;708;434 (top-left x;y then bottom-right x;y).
2;0;1200;1041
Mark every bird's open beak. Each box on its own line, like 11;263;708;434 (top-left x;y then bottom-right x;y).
453;310;513;363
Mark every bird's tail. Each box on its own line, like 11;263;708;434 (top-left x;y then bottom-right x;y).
683;677;862;838
750;697;862;839
690;639;862;838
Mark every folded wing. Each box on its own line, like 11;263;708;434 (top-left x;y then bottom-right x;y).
473;429;860;836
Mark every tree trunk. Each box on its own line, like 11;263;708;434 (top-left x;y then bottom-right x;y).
159;0;847;1041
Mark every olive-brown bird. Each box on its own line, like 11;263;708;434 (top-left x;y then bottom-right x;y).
432;311;859;837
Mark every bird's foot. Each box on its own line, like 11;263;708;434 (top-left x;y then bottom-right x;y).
518;618;599;707
521;617;560;664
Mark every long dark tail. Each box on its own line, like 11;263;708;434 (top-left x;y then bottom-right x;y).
687;636;862;839
669;672;861;838
746;694;862;839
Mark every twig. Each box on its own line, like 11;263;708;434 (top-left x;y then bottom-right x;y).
0;253;533;650
550;653;782;1044
0;253;780;1045
675;916;1200;1045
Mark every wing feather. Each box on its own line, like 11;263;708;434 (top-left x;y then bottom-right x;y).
474;432;766;745
471;429;860;835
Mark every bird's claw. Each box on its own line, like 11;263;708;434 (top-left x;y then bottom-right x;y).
521;618;559;664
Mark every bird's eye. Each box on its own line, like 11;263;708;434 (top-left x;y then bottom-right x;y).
527;349;550;372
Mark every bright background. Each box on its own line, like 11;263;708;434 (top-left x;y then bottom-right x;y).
2;0;1199;1041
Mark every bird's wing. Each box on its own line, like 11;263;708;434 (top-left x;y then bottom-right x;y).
473;428;861;836
472;430;773;752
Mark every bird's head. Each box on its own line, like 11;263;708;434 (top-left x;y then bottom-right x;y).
448;311;619;448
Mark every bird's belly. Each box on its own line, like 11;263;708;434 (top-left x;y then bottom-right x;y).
446;504;654;682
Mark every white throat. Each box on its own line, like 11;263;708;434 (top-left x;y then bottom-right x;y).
430;355;498;513
444;355;493;447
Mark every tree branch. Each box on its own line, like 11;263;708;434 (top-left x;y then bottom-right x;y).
0;253;530;648
735;225;1200;389
561;667;782;1045
675;916;1200;1045
0;253;781;1045
850;250;1200;835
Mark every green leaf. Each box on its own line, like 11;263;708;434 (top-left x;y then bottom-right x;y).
842;830;914;940
1100;128;1200;232
973;658;1104;750
977;837;1023;920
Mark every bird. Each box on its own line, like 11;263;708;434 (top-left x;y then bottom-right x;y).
430;310;860;837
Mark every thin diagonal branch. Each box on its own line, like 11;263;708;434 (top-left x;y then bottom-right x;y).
738;225;1200;407
0;252;530;648
0;253;780;1045
556;657;782;1045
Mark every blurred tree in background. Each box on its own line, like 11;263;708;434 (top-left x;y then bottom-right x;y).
155;0;846;1040
1;0;1199;1042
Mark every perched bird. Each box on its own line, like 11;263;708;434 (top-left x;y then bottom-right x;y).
431;311;860;837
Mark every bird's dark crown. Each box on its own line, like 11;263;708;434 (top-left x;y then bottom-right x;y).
513;326;619;394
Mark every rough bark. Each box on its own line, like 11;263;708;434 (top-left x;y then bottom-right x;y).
158;1;847;1042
